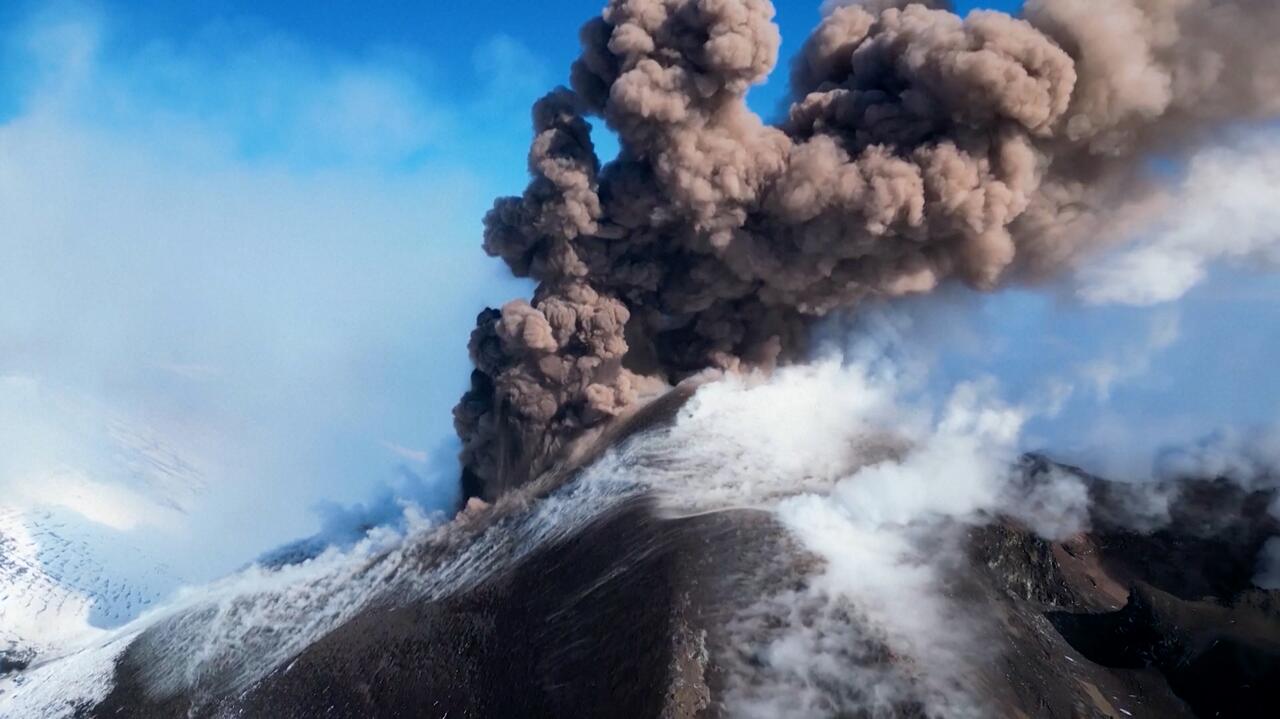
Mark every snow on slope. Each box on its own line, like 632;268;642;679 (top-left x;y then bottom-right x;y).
0;508;101;664
0;377;206;670
0;497;190;712
0;626;137;717
0;506;184;669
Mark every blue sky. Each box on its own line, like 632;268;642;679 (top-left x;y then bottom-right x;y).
0;1;1024;119
1;0;1277;583
0;1;1024;164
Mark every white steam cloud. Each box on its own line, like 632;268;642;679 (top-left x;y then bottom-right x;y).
1156;422;1280;487
1078;133;1280;306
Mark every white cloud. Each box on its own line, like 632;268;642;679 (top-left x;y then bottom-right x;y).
579;341;1091;716
11;469;160;532
0;377;204;530
11;10;453;169
1077;133;1280;306
380;440;430;464
1155;422;1280;487
0;8;534;578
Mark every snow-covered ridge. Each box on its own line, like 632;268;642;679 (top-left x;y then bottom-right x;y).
0;506;182;660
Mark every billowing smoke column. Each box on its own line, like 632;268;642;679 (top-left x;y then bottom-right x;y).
455;0;1280;499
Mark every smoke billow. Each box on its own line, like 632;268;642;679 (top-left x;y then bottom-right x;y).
456;0;1280;497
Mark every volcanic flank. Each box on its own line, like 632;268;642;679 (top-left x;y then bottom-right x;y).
27;383;1280;718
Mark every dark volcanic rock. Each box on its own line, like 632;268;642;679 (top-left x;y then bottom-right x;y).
94;498;687;719
0;647;35;676
971;462;1280;719
1048;587;1280;718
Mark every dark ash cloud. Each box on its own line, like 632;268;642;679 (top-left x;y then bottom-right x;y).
456;0;1280;498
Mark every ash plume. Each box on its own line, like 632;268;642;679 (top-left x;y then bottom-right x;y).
456;0;1280;498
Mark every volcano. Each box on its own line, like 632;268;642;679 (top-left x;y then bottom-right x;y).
4;0;1280;716
4;387;1277;718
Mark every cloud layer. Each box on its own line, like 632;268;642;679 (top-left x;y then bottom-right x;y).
0;7;539;577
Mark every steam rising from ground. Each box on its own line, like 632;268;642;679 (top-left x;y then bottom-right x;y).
646;363;1032;716
456;0;1280;494
579;333;1092;715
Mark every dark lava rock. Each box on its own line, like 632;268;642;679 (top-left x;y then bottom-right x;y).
0;647;35;676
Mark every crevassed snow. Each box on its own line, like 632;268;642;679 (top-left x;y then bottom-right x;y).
0;506;182;655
